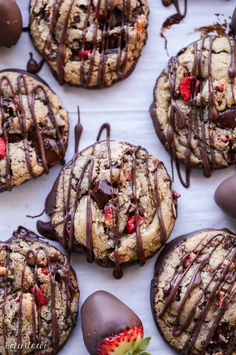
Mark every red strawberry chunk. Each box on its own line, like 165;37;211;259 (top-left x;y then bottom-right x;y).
127;214;144;234
172;191;181;199
0;138;6;159
104;207;113;222
218;135;229;143
216;291;225;308
97;325;144;355
184;252;195;268
77;50;91;60
180;76;200;102
32;286;46;307
42;268;49;275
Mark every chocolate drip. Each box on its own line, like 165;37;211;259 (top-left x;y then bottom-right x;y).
0;226;77;354
162;0;187;28
153;230;236;354
38;121;171;278
161;35;236;187
31;0;137;87
27;52;45;74
0;70;67;192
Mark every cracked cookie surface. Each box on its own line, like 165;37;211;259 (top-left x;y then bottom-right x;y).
151;229;236;355
150;36;236;187
29;0;148;88
38;134;177;278
0;226;79;355
0;70;68;192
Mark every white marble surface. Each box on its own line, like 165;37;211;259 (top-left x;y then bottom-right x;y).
0;0;236;354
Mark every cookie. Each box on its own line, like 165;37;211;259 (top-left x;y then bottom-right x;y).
151;228;236;354
29;0;148;88
0;70;69;192
37;124;177;278
150;35;236;187
0;226;79;354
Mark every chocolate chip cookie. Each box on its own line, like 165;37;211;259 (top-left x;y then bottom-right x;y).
151;228;236;354
150;35;236;187
0;70;68;192
37;124;177;278
0;226;79;354
29;0;149;88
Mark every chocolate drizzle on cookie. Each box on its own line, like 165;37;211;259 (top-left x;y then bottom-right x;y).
30;0;147;87
151;229;236;354
0;70;67;192
151;35;236;187
0;226;79;354
37;122;174;279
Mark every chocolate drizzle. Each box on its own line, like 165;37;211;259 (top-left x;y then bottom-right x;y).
30;0;147;87
37;122;175;279
162;0;187;29
0;226;79;355
0;70;67;192
151;229;236;354
150;35;236;187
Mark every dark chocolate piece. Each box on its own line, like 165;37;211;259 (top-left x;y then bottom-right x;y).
0;0;22;47
215;174;236;219
81;290;142;354
91;179;117;209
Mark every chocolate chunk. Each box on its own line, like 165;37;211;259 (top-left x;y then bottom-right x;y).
91;179;117;209
217;106;236;129
81;291;142;354
214;175;236;219
0;0;22;47
231;7;236;35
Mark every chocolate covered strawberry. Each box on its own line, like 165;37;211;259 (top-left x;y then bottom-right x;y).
81;291;151;355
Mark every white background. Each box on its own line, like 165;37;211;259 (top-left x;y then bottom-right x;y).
0;0;236;354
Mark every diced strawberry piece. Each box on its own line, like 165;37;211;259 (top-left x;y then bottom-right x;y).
127;214;144;234
77;50;91;60
97;325;144;355
0;138;6;159
216;291;225;308
218;135;229;143
104;207;113;222
208;266;215;273
42;268;49;275
172;191;181;199
32;286;46;307
180;76;200;102
125;172;131;181
184;252;195;268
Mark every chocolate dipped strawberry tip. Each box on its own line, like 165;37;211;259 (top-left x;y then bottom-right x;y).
81;291;151;355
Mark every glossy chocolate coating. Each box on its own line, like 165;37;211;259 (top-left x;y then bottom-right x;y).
231;6;236;36
214;175;236;219
0;0;22;47
81;290;142;354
